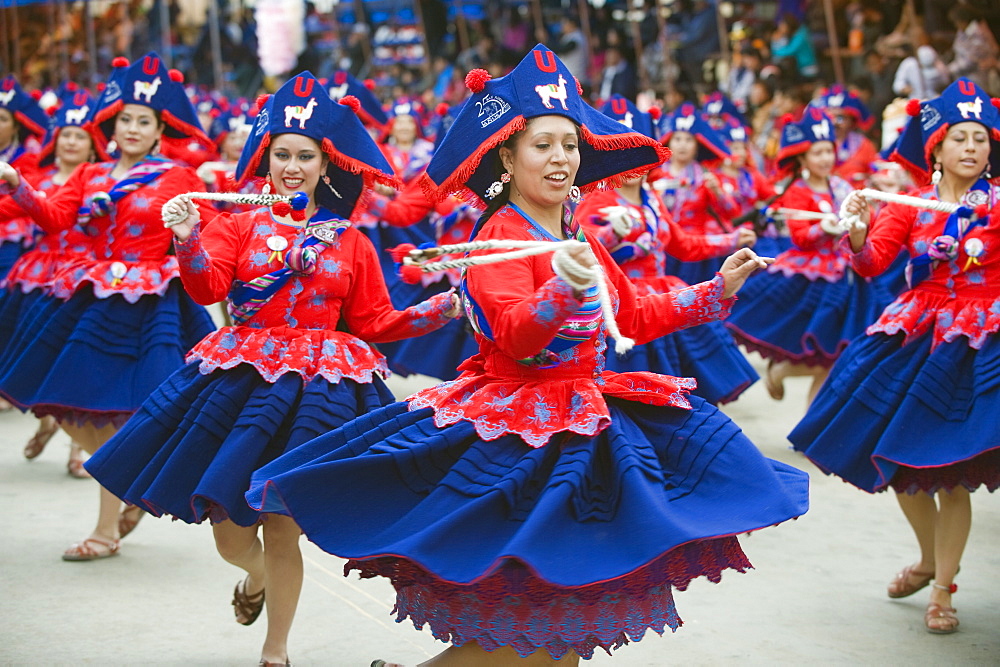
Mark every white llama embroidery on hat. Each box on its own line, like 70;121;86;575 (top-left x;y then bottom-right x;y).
620;112;633;128
328;82;348;100
133;77;162;103
675;115;695;131
957;97;983;120
812;119;830;139
535;74;569;111
828;93;845;107
0;90;15;106
65;105;90;125
284;98;318;129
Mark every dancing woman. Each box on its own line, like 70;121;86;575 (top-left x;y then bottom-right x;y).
0;54;218;559
85;72;459;667
246;47;809;666
790;79;1000;635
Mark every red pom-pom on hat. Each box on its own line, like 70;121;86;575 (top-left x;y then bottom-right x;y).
399;264;425;284
44;105;58;116
992;98;1000;110
339;95;361;113
363;79;376;91
209;108;221;118
255;94;270;109
29;90;42;101
435;102;450;116
334;71;347;85
647;106;662;121
575;77;583;96
906;99;922;116
96;82;106;92
65;82;79;92
777;113;797;128
388;243;416;263
465;69;490;93
112;57;130;68
168;69;184;83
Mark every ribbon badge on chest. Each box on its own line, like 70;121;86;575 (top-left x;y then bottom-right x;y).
266;236;288;264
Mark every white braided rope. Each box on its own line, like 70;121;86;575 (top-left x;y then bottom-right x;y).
401;239;636;354
161;192;299;227
773;207;839;222
838;188;960;233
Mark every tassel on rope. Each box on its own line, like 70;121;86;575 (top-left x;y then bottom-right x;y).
390;239;636;355
161;191;311;227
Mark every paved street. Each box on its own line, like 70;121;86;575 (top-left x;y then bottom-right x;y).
2;356;998;665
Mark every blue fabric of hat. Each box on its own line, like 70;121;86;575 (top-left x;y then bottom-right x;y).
701;92;749;130
326;70;388;129
657;103;730;162
0;76;48;141
236;71;399;220
891;78;1000;185
209;100;255;147
598;95;655;139
380;99;427;142
809;84;873;130
431;99;466;151
38;88;109;167
91;53;208;143
718;115;751;147
424;44;669;205
776;107;836;172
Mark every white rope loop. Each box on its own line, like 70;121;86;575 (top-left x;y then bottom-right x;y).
837;188;961;233
161;192;299;227
401;239;635;354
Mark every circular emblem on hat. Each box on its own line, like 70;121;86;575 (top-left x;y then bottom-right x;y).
964;237;985;258
266;236;289;252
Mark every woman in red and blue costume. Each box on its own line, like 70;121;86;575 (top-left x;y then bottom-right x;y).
790;79;1000;636
651;103;743;286
0;53;218;561
574;95;758;405
246;47;809;666
0;75;47;282
725;108;897;405
0;87;108;472
84;72;459;667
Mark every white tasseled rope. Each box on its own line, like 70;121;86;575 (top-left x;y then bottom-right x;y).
838;188;960;233
773;207;840;222
401;240;636;354
161;192;299;227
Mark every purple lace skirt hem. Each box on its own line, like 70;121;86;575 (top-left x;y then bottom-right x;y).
890;450;1000;495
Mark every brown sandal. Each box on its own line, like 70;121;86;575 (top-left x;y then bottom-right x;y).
925;603;959;634
24;417;59;460
118;505;145;539
232;575;265;626
887;564;934;598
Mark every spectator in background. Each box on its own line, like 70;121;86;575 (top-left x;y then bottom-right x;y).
948;5;1000;94
855;49;896;123
674;0;721;86
726;46;761;110
456;32;496;74
771;12;818;81
893;44;951;99
598;45;637;101
554;16;589;86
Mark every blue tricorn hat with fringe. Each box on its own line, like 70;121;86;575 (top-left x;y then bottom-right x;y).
777;107;836;173
38;88;110;167
423;44;669;205
598;95;656;139
326;70;388;130
0;76;48;141
890;78;1000;185
236;71;399;220
809;84;873;130
90;53;208;143
701;92;749;130
657;103;730;162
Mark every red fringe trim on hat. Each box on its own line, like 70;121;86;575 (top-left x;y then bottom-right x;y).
238;133;271;183
420;115;528;204
578;125;671;192
357;108;387;132
36;123;111;168
160;109;210;144
15;111;46;139
775;140;810;173
92;99;124;140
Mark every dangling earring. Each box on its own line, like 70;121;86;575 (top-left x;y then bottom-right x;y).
322;173;342;198
983;168;992;180
801;168;811;181
262;173;272;195
486;171;511;200
567;185;582;204
931;163;942;186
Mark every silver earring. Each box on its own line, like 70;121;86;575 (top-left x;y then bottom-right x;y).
486;171;511;200
567;185;582;204
801;168;811;181
322;173;342;198
931;163;942;186
262;173;272;195
983;168;992;180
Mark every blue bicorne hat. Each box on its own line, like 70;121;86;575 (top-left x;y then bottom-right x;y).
380;99;427;142
423;44;669;205
236;71;399;220
701;92;749;131
90;53;208;143
431;100;466;151
37;88;110;167
326;70;388;130
0;76;49;142
718;115;751;147
809;84;873;130
891;78;1000;185
209;100;255;147
657;103;730;162
776;107;836;172
598;95;655;139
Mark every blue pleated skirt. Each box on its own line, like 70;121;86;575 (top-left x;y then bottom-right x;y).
86;362;395;526
379;277;476;381
752;234;793;261
725;270;895;367
0;286;49;361
246;395;809;658
789;331;1000;494
606;320;758;404
0;281;214;426
0;239;27;282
